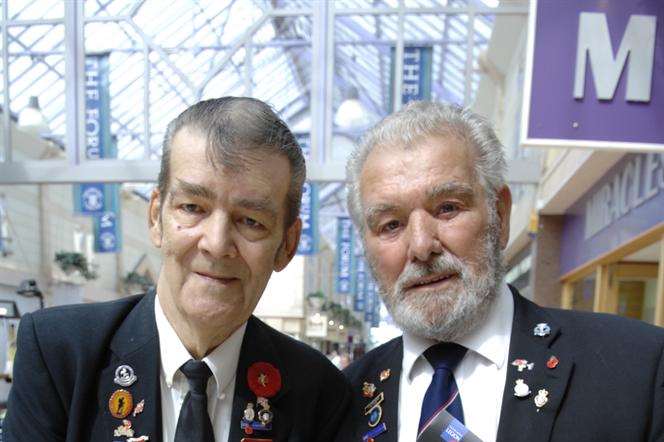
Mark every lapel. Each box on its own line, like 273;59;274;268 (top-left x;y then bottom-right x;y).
354;337;403;442
496;287;574;442
90;290;162;442
228;316;292;442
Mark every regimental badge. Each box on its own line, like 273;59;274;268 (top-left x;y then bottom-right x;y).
109;389;134;419
511;359;534;372
132;399;145;417
113;419;135;438
533;323;551;337
379;369;391;382
114;365;138;387
534;389;549;409
241;397;273;434
244;402;256;421
546;356;559;369
364;392;384;428
362;382;376;398
257;397;274;426
513;379;531;398
362;422;387;442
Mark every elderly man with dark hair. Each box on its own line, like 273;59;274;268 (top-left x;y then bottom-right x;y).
337;101;664;442
6;97;351;442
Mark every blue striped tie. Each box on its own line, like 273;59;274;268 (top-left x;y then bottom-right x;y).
418;342;467;435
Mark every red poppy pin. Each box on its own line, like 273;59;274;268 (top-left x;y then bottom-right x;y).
247;362;282;398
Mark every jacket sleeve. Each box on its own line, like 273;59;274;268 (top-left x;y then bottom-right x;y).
4;313;67;441
649;339;664;441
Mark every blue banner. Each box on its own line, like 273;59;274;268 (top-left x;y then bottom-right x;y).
364;274;375;323
335;217;355;294
94;211;122;253
84;53;112;160
371;283;381;328
353;257;367;312
389;46;433;109
297;182;319;255
74;182;120;215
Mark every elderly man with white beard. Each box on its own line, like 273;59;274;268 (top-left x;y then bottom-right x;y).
335;101;664;442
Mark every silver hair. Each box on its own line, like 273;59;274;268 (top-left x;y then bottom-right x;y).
346;100;507;232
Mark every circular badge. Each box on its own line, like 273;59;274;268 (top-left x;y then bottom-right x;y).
109;389;134;419
247;362;282;398
368;406;382;427
114;364;137;387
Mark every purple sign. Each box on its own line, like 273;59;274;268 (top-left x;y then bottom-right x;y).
524;0;664;148
560;153;664;276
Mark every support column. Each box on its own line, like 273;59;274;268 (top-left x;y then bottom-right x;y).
529;215;564;307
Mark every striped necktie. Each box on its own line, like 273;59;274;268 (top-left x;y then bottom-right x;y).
418;342;467;437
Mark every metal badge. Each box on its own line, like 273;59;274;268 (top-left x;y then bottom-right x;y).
244;402;256;421
511;359;534;372
362;422;387;442
113;419;135;438
132;399;145;417
546;356;559;369
533;323;551;337
534;389;549;409
114;365;138;387
364;392;384;428
362;382;376;398
109;389;134;419
127;437;150;442
513;379;531;398
379;369;391;382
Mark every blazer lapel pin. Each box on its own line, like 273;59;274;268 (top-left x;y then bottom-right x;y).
533;323;551;337
241;362;282;436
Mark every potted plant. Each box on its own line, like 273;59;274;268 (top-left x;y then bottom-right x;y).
54;251;98;281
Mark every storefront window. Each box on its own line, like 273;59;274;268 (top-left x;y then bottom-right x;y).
571;275;595;312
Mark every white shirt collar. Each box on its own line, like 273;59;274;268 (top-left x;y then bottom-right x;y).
155;294;247;399
403;283;514;380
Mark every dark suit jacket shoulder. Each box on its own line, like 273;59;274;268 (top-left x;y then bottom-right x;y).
338;290;664;442
5;293;351;442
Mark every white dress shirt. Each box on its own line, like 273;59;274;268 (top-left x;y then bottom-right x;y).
155;295;247;442
398;283;514;442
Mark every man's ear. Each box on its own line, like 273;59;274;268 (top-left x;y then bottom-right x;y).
274;217;302;272
148;189;163;248
495;185;512;249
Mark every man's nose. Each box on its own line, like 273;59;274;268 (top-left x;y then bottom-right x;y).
198;211;238;259
406;210;443;263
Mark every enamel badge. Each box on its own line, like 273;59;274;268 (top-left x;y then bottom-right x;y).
511;359;534;372
534;389;549;409
127;437;150;442
362;422;387;442
132;399;145;417
362;382;376;398
114;364;138;387
533;323;551;337
546;356;559;369
114;419;134;438
513;379;531;398
379;369;391;382
364;392;384;428
109;389;134;419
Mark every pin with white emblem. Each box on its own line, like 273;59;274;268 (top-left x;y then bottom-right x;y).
534;389;549;410
533;323;551;337
513;379;531;398
511;359;534;372
114;364;138;387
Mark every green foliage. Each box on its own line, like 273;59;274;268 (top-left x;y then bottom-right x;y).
54;251;98;280
124;271;153;290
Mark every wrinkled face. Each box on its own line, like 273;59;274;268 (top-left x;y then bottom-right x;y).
359;135;510;341
149;127;300;334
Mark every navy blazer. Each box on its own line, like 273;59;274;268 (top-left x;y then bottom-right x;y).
338;287;664;441
4;291;351;441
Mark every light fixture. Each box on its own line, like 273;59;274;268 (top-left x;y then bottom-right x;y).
16;279;44;309
328;320;335;326
17;96;49;135
339;324;345;330
334;87;374;132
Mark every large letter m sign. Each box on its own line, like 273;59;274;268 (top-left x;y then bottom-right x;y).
574;12;657;102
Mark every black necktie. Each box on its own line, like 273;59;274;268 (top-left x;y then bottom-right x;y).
174;359;215;442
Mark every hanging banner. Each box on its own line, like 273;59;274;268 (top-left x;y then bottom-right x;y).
389;46;433;110
74;182;120;215
372;285;381;328
364;274;376;323
84;53;112;160
335;217;355;294
297;182;319;255
94;211;122;253
353;257;367;312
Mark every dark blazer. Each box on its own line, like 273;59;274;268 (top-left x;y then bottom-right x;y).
338;287;664;442
4;291;351;442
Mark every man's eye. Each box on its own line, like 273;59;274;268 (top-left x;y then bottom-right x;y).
439;203;459;214
242;217;264;229
181;204;201;214
380;220;401;233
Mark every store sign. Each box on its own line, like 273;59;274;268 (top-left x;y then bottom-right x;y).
522;0;664;150
297;182;319;255
560;153;664;275
335;217;355;294
389;46;433;110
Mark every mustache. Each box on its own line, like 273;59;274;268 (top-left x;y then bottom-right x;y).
395;252;466;292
